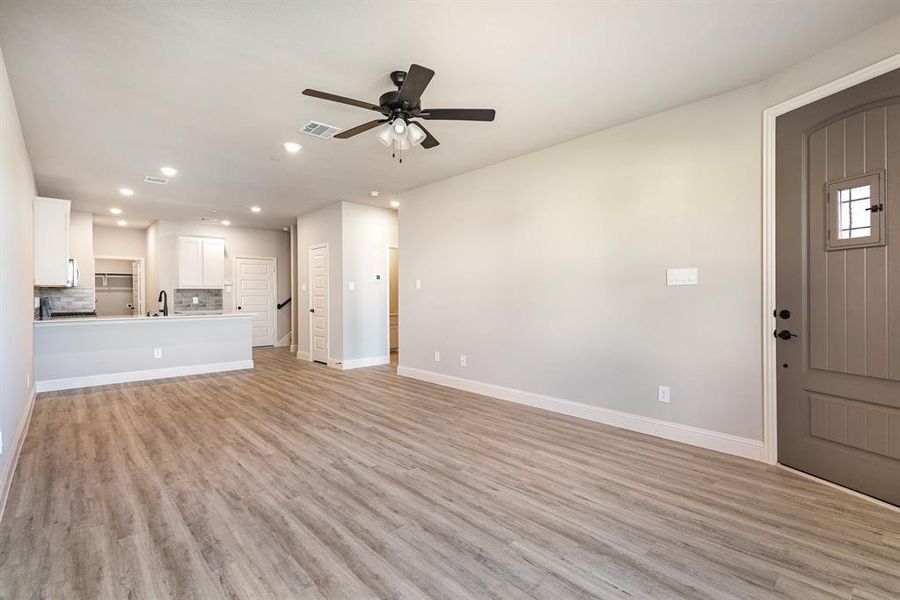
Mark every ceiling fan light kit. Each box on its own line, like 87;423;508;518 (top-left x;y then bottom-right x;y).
302;63;495;163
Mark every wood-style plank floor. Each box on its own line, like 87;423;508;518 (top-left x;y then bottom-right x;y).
1;348;898;599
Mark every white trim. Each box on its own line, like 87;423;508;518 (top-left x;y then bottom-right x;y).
0;389;36;522
275;332;291;347
296;350;310;361
341;356;390;370
398;366;764;461
233;255;277;347
761;52;900;465
290;344;299;353
777;464;900;513
35;360;253;392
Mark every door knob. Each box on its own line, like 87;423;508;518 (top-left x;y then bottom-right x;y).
237;306;242;310
309;308;315;313
773;309;791;319
774;329;798;340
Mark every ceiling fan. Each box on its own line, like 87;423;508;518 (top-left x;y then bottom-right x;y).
302;64;495;159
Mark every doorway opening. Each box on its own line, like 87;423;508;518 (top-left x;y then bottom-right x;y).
388;245;399;367
94;256;144;316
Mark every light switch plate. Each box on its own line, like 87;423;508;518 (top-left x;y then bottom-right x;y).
348;282;355;291
415;279;422;290
154;348;163;359
301;283;307;292
434;351;441;362
459;354;467;367
34;297;40;308
666;267;698;286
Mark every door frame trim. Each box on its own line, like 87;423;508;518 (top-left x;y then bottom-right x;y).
233;255;277;347
307;243;329;363
385;244;398;358
761;52;900;465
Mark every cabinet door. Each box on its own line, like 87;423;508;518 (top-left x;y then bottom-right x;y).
201;238;225;287
178;237;203;287
33;197;70;286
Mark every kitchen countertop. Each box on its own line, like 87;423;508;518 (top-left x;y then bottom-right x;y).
34;312;254;326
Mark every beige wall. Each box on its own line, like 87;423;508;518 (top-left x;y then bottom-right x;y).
0;46;36;494
297;202;343;360
93;224;146;259
398;17;900;444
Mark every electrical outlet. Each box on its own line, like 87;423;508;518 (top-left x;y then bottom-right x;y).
301;283;307;292
658;385;671;404
348;281;355;291
192;297;199;304
459;354;467;367
154;348;163;359
434;351;441;362
33;297;40;309
415;279;422;289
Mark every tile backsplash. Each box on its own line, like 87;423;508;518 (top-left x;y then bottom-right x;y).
174;288;223;313
34;286;96;315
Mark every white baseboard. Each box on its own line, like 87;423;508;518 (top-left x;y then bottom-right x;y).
290;344;298;353
397;366;765;462
296;350;310;361
341;356;389;370
0;388;36;521
275;333;291;347
35;360;254;392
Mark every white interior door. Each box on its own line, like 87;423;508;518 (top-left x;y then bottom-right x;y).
235;257;276;347
309;244;328;363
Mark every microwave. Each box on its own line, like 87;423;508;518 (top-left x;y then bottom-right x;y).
66;258;80;287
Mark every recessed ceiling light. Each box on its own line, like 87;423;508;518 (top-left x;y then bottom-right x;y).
160;166;178;177
118;188;134;197
117;220;128;226
251;206;261;213
221;220;231;226
282;226;289;231
390;200;400;208
283;142;302;153
369;190;380;197
109;207;122;215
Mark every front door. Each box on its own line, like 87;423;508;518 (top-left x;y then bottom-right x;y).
776;68;900;505
309;244;328;364
235;257;276;347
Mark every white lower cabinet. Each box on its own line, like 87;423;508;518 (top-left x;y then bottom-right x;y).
178;236;224;289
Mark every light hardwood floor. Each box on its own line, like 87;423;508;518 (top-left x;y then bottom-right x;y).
1;348;898;599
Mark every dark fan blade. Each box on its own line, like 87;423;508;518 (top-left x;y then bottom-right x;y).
334;119;387;139
302;89;385;113
413;122;440;149
421;108;495;122
397;64;435;107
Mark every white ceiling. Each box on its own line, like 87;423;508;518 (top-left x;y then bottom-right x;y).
2;1;899;230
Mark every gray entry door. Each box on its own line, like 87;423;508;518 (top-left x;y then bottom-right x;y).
776;68;900;506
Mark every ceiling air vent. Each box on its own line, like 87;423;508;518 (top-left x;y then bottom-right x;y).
143;175;169;185
300;121;342;139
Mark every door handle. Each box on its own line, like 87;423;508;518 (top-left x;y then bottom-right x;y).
309;308;315;313
774;329;798;340
237;306;242;310
773;309;791;320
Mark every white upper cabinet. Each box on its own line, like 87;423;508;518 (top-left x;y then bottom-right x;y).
201;238;225;287
177;235;224;288
33;197;71;287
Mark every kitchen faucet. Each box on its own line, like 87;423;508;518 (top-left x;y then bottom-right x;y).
158;290;168;316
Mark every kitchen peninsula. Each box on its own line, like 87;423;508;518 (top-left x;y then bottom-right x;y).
33;312;254;391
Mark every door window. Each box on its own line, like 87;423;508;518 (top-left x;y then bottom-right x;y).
826;170;885;250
